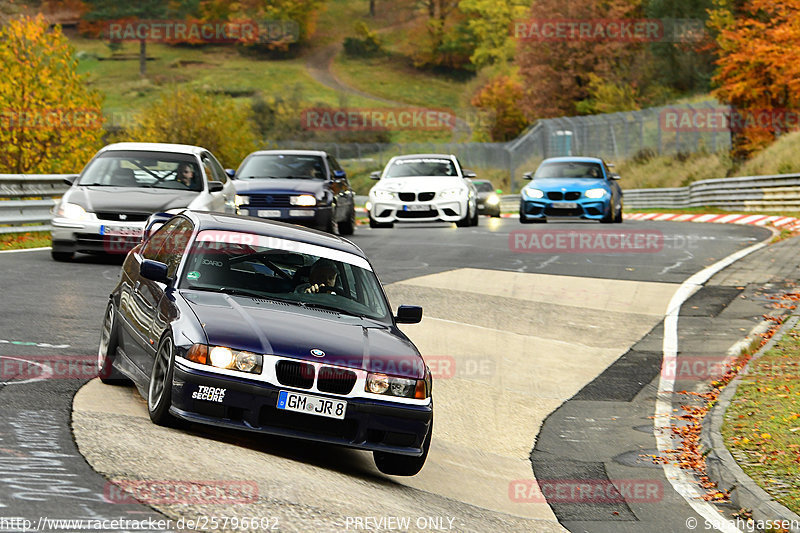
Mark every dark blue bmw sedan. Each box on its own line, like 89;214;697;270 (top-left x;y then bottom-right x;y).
97;210;432;476
519;156;623;223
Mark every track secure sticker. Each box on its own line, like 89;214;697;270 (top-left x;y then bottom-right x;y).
192;385;226;402
187;271;200;281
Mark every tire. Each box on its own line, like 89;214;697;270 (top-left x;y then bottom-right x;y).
338;207;356;236
51;250;74;262
374;418;432;476
470;203;479;226
613;204;623;223
600;205;614;224
324;213;339;235
148;336;178;426
369;213;393;229
455;207;471;228
97;303;130;384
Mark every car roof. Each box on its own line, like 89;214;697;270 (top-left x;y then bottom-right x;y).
178;210;367;258
391;153;455;160
99;142;209;156
244;150;329;158
541;156;604;164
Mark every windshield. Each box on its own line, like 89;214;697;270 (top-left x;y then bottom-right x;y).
237;154;326;180
384;158;458;178
534;162;603;179
180;230;391;322
473;181;494;193
77;151;203;191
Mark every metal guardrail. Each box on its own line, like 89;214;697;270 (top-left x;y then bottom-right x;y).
624;173;800;211
0;175;72;235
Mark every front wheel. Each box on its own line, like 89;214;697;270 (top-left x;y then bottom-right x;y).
613;203;623;223
148;336;178;426
97;303;130;384
374;418;432;476
338;207;356;235
51;250;74;262
470;203;479;226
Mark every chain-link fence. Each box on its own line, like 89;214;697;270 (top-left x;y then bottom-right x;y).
277;101;732;193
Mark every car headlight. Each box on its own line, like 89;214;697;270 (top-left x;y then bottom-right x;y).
366;372;428;399
186;344;263;375
56;202;89;220
439;188;466;200
585;188;608;199
290;194;317;206
235;195;248;207
373;190;394;200
486;193;500;206
523;187;544;199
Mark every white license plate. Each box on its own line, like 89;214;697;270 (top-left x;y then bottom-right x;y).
277;390;346;419
405;204;430;211
100;225;143;237
551;202;578;209
258;209;282;218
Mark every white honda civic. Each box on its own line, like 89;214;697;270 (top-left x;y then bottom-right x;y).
367;154;479;228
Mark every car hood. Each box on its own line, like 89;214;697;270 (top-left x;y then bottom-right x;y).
233;179;326;195
371;176;466;193
64;186;199;213
529;177;608;191
182;291;424;379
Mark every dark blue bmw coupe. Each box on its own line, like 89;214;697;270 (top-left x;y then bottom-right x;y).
97;210;432;476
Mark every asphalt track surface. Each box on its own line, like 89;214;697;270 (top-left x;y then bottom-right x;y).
0;218;774;532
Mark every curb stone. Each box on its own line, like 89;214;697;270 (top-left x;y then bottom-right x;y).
702;312;800;532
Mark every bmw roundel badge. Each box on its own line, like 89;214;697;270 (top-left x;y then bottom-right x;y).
311;349;325;358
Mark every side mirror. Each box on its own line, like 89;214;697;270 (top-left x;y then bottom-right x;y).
609;173;621;180
395;305;423;324
225;169;236;179
333;169;347;180
369;171;381;180
142;212;174;243
208;181;224;192
63;175;79;186
522;172;534;180
140;259;169;283
463;169;477;178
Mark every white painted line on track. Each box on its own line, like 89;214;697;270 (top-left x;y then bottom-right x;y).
655;233;773;533
0;355;53;384
0;246;50;254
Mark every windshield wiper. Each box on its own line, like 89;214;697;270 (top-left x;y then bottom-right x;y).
186;285;266;299
79;182;111;186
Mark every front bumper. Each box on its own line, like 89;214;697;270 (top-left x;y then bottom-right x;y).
172;361;433;456
519;197;610;221
238;206;332;230
51;217;145;255
369;198;466;223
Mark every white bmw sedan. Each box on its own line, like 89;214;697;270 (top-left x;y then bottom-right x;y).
367;154;479;228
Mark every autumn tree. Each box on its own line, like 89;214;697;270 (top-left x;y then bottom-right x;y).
459;0;529;69
0;15;103;174
709;0;800;156
409;0;475;70
130;88;259;168
471;75;528;141
514;0;653;118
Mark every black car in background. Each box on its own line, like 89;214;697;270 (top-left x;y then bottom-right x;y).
232;150;356;235
469;178;502;217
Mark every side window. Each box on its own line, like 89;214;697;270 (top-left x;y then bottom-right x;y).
141;218;182;260
204;153;228;184
155;218;193;278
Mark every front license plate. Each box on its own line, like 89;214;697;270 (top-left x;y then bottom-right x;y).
258;209;282;218
551;202;578;209
405;204;430;211
100;225;143;237
277;390;346;419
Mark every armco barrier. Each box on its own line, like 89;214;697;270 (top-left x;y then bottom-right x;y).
0;175;72;234
624;173;800;211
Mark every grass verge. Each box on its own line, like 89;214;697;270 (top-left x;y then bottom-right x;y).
722;320;800;515
0;231;51;251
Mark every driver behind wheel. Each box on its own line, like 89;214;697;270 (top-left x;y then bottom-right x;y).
295;261;338;294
